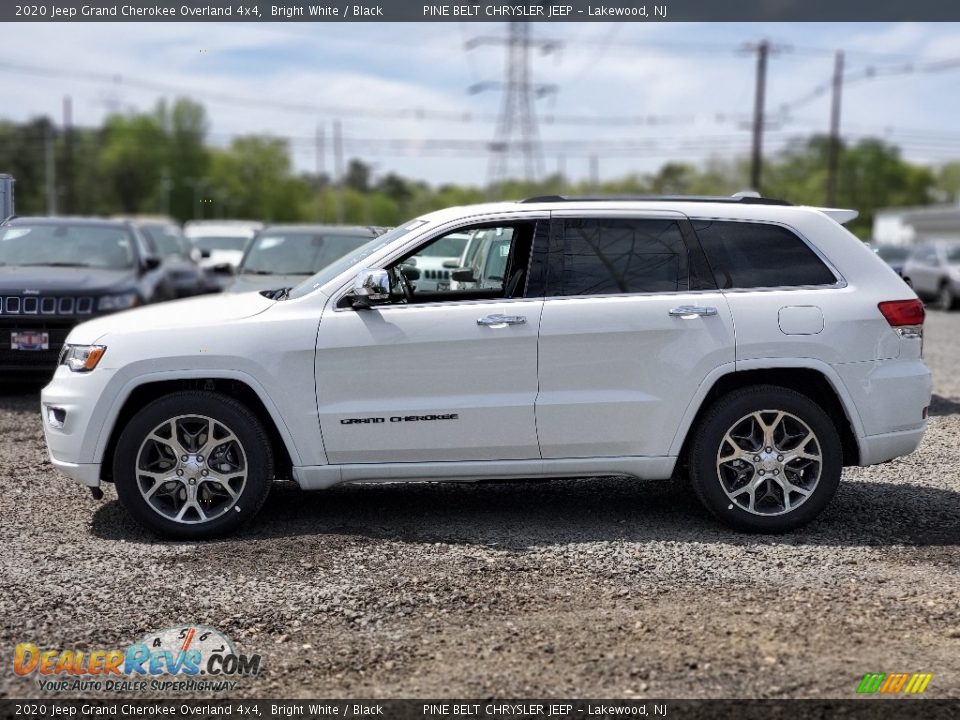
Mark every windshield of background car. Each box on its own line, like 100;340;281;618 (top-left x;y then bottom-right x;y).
946;246;960;263
414;233;469;258
287;220;429;299
243;232;375;275
142;225;186;257
876;245;910;262
0;224;135;269
190;235;249;252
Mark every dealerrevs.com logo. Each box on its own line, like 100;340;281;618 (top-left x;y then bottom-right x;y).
856;672;933;695
14;625;262;693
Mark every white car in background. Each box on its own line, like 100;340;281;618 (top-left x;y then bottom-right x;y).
405;231;470;292
184;220;263;285
41;195;931;539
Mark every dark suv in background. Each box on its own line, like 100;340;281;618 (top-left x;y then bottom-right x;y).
0;217;176;376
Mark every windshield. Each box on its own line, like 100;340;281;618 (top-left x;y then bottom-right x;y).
190;235;249;252
0;224;135;269
414;233;469;258
141;225;186;257
287;220;428;299
243;231;375;275
875;245;909;262
946;245;960;263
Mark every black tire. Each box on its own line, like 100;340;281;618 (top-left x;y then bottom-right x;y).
113;391;273;540
687;385;842;533
939;284;956;312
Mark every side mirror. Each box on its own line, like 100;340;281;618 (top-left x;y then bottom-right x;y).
212;262;235;276
350;268;390;308
142;255;161;271
399;264;421;281
451;268;477;283
200;249;212;259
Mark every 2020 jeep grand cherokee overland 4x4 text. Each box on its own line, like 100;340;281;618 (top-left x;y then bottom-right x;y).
40;196;932;539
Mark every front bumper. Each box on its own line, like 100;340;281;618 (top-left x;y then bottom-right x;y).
41;365;116;488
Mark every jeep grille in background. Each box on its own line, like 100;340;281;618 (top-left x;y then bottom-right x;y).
422;269;451;280
0;296;94;315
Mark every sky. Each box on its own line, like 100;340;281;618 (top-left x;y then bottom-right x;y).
3;21;960;187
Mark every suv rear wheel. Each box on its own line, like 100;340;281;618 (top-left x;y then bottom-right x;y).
688;385;842;532
113;391;273;539
939;284;956;311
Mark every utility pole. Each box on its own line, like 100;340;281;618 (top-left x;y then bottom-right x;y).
333;119;344;224
316;123;325;222
826;50;845;207
45;125;57;215
62;96;72;214
749;40;770;193
467;17;560;192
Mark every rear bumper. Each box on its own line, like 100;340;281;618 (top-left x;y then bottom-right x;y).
833;357;931;465
858;426;927;466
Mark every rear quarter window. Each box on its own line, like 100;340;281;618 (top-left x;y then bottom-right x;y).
693;220;837;289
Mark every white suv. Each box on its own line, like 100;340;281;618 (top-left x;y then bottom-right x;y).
41;195;932;539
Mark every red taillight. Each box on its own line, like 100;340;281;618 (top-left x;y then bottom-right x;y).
878;299;925;327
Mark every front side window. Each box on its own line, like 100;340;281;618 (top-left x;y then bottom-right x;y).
553;218;690;296
693;220;837;289
386;222;537;304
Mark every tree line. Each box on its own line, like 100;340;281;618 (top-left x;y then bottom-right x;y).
2;98;959;238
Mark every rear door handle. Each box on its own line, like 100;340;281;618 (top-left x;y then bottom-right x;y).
477;314;527;327
669;306;718;319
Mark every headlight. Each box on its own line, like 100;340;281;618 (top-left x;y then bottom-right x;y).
59;344;107;372
97;293;140;311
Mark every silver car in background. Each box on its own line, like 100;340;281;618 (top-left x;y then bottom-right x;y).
227;224;385;294
902;241;960;310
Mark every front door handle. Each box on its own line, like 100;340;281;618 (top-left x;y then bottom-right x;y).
669;306;718;319
477;314;527;327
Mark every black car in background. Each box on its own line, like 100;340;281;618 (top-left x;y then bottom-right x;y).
226;224;385;294
0;217;176;376
132;220;219;297
868;242;910;277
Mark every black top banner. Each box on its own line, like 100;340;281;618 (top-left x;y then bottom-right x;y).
5;0;960;22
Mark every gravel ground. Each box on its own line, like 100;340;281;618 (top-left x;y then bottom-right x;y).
1;312;958;700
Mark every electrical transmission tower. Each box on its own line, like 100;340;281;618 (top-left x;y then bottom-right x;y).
467;22;560;188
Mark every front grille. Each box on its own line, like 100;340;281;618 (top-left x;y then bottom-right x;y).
0;294;95;317
0;295;95;369
422;269;451;281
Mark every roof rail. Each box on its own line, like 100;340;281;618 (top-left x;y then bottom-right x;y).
520;194;792;206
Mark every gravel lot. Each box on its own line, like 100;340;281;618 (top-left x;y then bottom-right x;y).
1;312;958;700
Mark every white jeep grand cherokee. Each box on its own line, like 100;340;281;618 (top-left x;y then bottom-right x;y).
41;195;932;539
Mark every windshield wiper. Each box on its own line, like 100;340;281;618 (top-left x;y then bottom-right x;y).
18;261;93;268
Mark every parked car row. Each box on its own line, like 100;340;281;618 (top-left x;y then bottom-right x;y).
0;215;387;378
870;240;960;310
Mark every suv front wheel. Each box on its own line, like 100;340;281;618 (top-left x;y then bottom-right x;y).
113;391;274;540
688;385;842;532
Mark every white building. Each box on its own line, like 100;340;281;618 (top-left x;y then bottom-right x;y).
873;204;960;245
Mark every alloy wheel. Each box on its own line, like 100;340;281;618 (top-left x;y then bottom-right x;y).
715;410;822;516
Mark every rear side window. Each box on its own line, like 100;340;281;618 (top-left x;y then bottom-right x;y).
694;220;837;289
554;218;690;296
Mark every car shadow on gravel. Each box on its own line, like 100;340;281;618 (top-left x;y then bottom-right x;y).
930;393;960;416
90;473;960;549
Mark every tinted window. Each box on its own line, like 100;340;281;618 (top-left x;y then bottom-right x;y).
555;218;689;296
694;221;836;289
